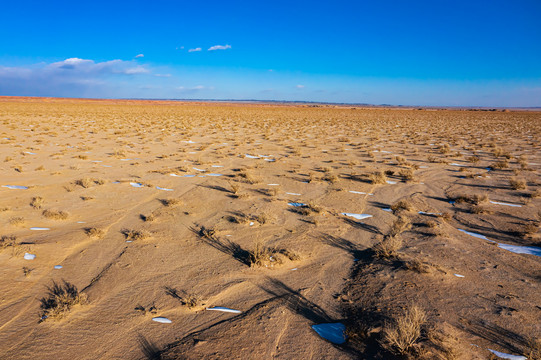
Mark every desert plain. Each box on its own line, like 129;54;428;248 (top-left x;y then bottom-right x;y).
0;97;540;359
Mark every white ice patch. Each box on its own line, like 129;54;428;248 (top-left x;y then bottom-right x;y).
382;208;392;212
211;165;224;168
267;184;280;186
349;191;374;195
156;187;173;191
418;211;442;216
497;243;541;257
77;221;86;223
249;222;254;226
130;182;144;188
24;151;36;155
169;173;181;177
489;201;522;207
264;159;276;162
193;167;205;172
2;185;28;190
286;192;301;196
92;160;102;163
386;180;397;184
182;140;196;144
30;227;50;231
454;274;465;278
245;154;259;159
311;323;347;344
450;163;467;167
487;349;527;360
288;202;306;207
152;317;172;324
342;213;373;220
24;253;36;260
207;173;223;177
120;159;131;161
206;307;242;314
184;174;196;178
458;229;489;241
54;265;63;269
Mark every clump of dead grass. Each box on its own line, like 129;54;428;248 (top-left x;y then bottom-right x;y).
30;196;44;209
369;171;387;184
84;227;105;238
39;280;87;322
42;209;69;220
121;229;151;241
382;304;427;355
509;177;527;190
391;199;415;213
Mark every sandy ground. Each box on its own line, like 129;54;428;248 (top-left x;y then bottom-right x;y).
0;97;540;359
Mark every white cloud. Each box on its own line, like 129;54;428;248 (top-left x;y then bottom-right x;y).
135;54;144;58
176;85;212;93
188;47;202;52
154;73;172;77
296;84;305;89
208;44;231;51
0;57;150;97
121;66;149;75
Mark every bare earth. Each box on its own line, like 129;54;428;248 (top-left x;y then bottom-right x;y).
0;97;540;359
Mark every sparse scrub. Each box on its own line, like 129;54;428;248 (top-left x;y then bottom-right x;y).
42;209;69;220
75;178;93;188
509;177;527;190
84;227;105;238
30;196;44;209
383;305;427;355
39;280;87;321
391;199;415;213
1;235;17;249
121;229;151;241
369;171;387;184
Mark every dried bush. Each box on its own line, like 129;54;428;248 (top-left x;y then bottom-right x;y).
39;281;87;321
383;305;427;354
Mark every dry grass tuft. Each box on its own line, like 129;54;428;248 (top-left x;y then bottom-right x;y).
75;178;93;188
121;229;151;241
30;196;44;209
1;235;17;249
509;177;527;190
160;198;182;207
42;209;69;220
374;235;403;258
39;281;87;321
383;305;427;355
84;227;105;238
391;199;415;213
9;217;25;227
369;171;387;184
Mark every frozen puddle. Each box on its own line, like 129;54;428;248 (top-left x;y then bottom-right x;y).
206;307;242;314
288;202;306;207
2;185;29;190
458;229;490;241
419;211;442;216
193;167;205;172
489;201;522;207
487;349;526;360
386;180;397;185
156;186;173;191
245;154;259;159
184;174;196;178
152;317;172;324
342;213;373;220
207;173;223;177
286;192;301;196
130;182;144;188
24;253;36;260
349;191;374;195
459;229;541;257
311;323;347;344
30;227;50;231
498;243;541;257
54;265;63;269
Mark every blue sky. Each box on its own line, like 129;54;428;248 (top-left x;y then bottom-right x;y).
1;0;540;106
